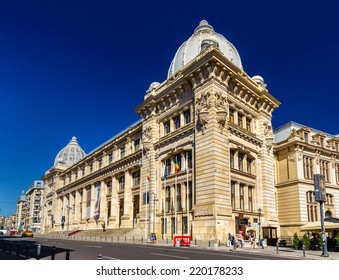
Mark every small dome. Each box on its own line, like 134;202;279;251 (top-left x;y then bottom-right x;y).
252;75;267;88
54;136;86;166
168;20;242;78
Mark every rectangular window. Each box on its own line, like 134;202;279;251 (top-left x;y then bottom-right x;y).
238;113;243;128
247;158;252;174
174;154;182;173
320;138;324;148
239;184;244;210
143;191;150;205
86;188;91;207
230;150;235;169
118;176;125;191
184;109;191;124
187;182;192;210
132;170;140;187
304;133;309;143
98;158;102;168
120;146;125;158
134;139;140;152
108;153;113;164
89;164;93;173
82;168;85;177
238;153;243;171
320;160;329;182
165;158;171;176
161;218;167;234
165;187;170;212
229;109;234;123
164;121;171;134
173;115;181;130
246;118;251;131
303;156;313;179
182;216;188;234
106;180;112;194
231;181;236;210
248;186;253;212
186;151;192;170
176;186;181;211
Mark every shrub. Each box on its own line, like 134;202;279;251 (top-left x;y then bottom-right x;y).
293;233;299;249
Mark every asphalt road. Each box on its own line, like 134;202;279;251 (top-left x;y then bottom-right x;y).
0;236;295;260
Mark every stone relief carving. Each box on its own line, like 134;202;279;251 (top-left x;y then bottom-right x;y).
288;151;295;162
263;121;273;138
194;206;214;217
196;92;211;133
142;126;152;142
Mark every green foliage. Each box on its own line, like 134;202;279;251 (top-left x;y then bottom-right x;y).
293;233;299;249
336;234;339;244
302;233;311;248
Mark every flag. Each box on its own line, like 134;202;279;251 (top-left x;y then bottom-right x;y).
175;160;180;173
164;163;167;178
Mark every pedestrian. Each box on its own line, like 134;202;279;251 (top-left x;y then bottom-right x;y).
236;232;244;248
227;233;233;247
250;233;255;249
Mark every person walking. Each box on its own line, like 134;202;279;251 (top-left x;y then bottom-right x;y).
227;233;233;247
250;233;255;249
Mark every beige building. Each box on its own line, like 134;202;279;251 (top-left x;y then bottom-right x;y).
15;191;26;231
274;122;339;238
41;20;282;243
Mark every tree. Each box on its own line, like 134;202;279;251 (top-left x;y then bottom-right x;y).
302;233;311;249
293;233;299;249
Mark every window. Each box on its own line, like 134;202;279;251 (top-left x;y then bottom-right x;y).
186;151;192;170
82;168;85;177
182;216;188;234
239;184;244;210
229;109;234;123
132;170;140;187
238;153;243;171
89;163;93;173
174;154;182;173
176;185;182;211
303;156;313;179
98;158;102;169
187;181;192;210
248;186;253;212
247;158;252;174
304;133;309;143
230;150;235;169
238;113;243;128
165;158;171;176
164;121;171;134
306;191;318;222
246;118;251;131
106;180;112;194
165;187;170;212
320;138;324;148
108;153;113;164
184;109;191;124
118;176;125;191
120;146;125;158
134;139;140;152
143;191;150;205
161;218;167;234
231;182;236;210
336;164;339;184
320;160;329;182
336;142;339;152
173;115;181;130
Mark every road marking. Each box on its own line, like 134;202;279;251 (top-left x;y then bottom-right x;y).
84;245;102;248
102;256;121;260
150;253;189;259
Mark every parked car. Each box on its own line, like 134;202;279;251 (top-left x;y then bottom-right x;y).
9;230;16;236
21;230;34;237
278;239;287;247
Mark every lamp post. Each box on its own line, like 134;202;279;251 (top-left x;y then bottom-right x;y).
258;208;263;248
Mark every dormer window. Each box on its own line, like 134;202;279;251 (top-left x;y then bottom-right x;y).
304;132;309;143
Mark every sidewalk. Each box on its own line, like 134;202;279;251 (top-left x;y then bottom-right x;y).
199;243;339;260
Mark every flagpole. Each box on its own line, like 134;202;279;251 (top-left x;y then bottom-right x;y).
186;152;189;237
175;175;177;236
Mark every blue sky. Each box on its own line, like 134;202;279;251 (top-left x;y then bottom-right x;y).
0;0;338;216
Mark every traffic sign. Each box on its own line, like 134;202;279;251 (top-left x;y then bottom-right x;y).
61;216;65;222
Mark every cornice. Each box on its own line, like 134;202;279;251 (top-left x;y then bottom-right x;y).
228;123;262;146
155;123;195;149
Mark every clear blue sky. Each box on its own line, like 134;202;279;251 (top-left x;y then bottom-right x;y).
0;0;338;216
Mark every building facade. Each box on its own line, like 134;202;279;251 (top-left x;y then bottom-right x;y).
41;20;282;243
274;122;339;238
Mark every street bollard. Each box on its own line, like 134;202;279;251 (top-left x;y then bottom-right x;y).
195;239;197;246
125;236;127;242
276;242;279;254
16;243;20;256
218;240;221;247
66;250;70;260
37;244;41;260
97;254;103;260
141;237;143;244
208;240;211;247
9;242;12;254
302;244;306;257
51;246;56;260
26;244;30;259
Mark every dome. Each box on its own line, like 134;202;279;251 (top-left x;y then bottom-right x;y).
168;20;243;78
252;75;267;88
54;136;86;166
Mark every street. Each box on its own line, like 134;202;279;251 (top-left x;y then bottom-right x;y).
0;236;295;260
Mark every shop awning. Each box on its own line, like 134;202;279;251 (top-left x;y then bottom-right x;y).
300;218;339;232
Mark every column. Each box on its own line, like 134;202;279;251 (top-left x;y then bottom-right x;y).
109;176;119;228
99;180;107;225
121;171;133;228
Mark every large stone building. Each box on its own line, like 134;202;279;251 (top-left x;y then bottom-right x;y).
41;20;282;243
274;122;339;239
